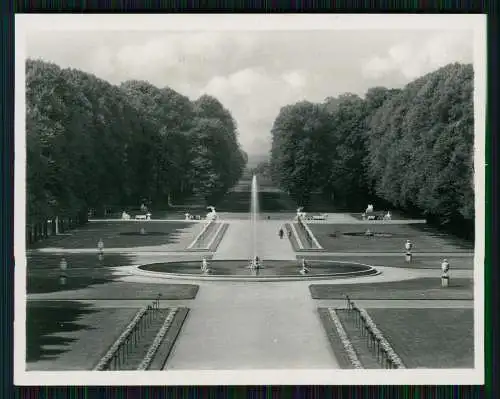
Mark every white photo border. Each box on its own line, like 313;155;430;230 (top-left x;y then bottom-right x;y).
14;13;486;386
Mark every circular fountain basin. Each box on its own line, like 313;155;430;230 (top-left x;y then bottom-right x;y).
137;260;379;281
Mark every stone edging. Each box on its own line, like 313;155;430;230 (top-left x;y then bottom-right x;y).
358;308;406;369
186;219;215;249
93;306;148;371
136;308;178;370
328;308;363;369
297;218;323;249
289;223;304;249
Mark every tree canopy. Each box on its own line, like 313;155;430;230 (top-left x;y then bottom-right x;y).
270;63;474;233
26;59;247;222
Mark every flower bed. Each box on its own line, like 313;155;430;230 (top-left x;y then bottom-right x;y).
93;306;148;371
328;308;363;369
358;308;406;369
136;308;178;370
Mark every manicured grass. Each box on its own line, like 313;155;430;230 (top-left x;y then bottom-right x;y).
26;302;139;369
366;308;474;368
30;221;197;249
317;308;355;369
148;307;190;370
307;223;473;253
300;254;474;270
310;278;473;300
26;253;132;294
26;253;134;271
350;212;410;221
28;281;199;300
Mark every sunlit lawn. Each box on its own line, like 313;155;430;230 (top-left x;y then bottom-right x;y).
310;278;473;300
30;221;197;249
307;223;473;253
367;308;474;368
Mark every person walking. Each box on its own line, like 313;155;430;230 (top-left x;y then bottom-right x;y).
278;228;284;239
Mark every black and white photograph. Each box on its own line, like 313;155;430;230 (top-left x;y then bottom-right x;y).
14;14;486;385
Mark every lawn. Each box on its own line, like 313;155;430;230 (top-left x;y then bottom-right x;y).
26;301;139;369
30;221;197;249
307;223;473;253
366;308;474;368
349;212;412;221
28;281;199;300
300;254;474;270
310;278;473;300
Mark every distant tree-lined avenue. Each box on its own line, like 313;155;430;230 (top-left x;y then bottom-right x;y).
270;63;474;236
26;59;247;232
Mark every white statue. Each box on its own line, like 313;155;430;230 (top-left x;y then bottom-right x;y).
201;258;209;273
206;206;217;220
146;212;152;220
121;211;130;220
405;239;413;253
296;207;307;220
441;259;450;277
250;255;262;270
300;259;310;275
384;211;392;220
366;204;374;213
185;212;191;221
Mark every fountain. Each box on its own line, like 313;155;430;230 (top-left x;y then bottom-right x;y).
137;174;380;280
249;175;261;269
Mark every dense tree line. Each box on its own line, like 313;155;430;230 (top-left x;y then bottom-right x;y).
270;63;474;233
26;59;246;227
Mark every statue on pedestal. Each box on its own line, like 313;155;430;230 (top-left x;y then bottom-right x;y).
206;206;217;220
441;259;450;287
296;207;307;220
201;257;210;273
300;259;310;275
405;239;413;263
249;255;262;270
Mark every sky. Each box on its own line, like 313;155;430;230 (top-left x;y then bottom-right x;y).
25;28;474;159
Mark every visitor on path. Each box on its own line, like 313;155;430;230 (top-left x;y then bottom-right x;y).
278;228;284;239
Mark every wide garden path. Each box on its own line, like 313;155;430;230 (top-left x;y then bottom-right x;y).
165;219;338;369
213;220;295;261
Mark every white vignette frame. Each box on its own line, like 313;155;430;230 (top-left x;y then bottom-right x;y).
13;13;486;386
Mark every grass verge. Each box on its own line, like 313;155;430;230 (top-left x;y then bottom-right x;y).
367;308;474;368
310;278;473;300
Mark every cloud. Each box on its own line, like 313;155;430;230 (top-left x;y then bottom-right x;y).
201;68;309;154
25;29;474;158
362;31;473;79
